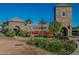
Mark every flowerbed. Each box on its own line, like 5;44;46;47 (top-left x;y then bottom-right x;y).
32;30;54;37
27;38;77;55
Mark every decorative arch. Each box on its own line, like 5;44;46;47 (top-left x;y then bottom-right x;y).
12;25;20;35
61;27;68;36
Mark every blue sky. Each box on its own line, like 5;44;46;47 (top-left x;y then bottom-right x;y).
0;3;79;27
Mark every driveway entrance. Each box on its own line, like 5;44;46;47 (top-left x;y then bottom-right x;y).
0;38;53;55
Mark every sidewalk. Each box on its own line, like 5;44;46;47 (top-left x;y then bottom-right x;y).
71;36;79;55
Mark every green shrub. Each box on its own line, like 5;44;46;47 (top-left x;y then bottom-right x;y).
27;39;76;54
34;34;48;38
18;30;27;37
65;44;76;53
27;39;39;46
34;34;43;37
32;39;39;46
38;40;47;48
46;40;65;52
5;31;16;37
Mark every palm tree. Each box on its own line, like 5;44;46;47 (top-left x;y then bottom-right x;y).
25;19;32;25
1;20;9;33
39;19;47;24
39;19;47;30
2;20;9;28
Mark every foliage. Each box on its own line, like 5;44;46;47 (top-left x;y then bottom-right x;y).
1;20;9;34
27;39;76;54
18;30;27;37
5;31;16;37
1;20;8;29
49;20;62;36
39;19;47;24
34;34;48;38
25;19;32;25
65;44;76;54
46;40;65;52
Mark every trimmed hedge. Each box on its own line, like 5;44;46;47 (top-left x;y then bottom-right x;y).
27;39;76;54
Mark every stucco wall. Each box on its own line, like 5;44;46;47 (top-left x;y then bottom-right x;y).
55;6;72;36
8;21;26;31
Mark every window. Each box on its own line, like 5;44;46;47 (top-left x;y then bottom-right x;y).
61;10;65;16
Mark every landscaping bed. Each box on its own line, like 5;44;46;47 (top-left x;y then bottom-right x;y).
27;38;77;55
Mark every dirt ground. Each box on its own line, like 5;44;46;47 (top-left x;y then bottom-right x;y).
0;38;53;55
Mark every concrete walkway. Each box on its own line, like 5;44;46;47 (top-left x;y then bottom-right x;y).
71;36;79;55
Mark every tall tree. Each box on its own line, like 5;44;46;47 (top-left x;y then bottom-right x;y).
39;19;47;30
1;20;9;28
49;20;62;36
39;19;47;24
25;19;32;25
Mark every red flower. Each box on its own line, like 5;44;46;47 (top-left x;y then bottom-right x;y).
31;30;54;36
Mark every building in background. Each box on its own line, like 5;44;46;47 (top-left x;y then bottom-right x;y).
5;17;49;33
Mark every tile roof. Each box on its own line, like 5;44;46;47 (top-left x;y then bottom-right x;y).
9;17;24;22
